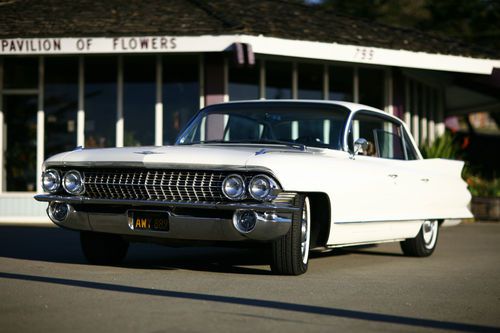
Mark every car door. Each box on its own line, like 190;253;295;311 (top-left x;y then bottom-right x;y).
339;110;422;243
346;111;406;220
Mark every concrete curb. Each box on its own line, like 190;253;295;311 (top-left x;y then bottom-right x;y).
0;218;53;227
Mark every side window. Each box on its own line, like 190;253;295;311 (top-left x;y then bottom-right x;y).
349;112;406;160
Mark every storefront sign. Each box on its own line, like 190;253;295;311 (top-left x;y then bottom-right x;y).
0;36;234;54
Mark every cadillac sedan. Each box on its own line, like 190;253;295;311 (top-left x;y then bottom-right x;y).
35;101;472;275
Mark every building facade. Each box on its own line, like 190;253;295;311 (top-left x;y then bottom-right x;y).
1;0;499;221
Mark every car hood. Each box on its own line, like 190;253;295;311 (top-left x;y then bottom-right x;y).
44;144;328;171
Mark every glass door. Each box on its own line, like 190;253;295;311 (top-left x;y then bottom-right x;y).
3;95;38;191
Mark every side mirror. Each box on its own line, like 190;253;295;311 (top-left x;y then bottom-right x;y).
350;138;368;159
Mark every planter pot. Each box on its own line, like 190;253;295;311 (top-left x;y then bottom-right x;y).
471;197;500;221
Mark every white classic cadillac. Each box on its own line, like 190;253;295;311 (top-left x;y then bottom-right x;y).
35;101;472;275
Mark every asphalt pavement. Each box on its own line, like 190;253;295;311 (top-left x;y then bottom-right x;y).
0;222;499;333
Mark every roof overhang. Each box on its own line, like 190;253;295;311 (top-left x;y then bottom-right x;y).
1;34;499;75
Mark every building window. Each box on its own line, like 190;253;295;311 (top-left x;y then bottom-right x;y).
228;63;259;101
359;68;384;109
298;63;323;99
3;57;38;89
2;57;39;191
84;56;117;147
266;61;292;99
329;66;353;101
123;56;156;146
44;57;78;158
163;55;199;145
4;95;38;191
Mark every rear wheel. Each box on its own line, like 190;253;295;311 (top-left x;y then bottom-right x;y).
271;195;311;275
80;231;129;265
400;220;439;257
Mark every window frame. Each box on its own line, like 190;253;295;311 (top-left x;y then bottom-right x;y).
342;109;422;160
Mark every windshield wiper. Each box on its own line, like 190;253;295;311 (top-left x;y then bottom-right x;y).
179;139;226;145
241;139;306;151
180;139;305;151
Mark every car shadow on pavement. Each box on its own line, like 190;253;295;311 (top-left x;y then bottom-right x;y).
309;245;406;259
0;226;88;264
0;271;498;333
339;248;406;257
0;226;272;275
0;226;407;275
123;246;275;275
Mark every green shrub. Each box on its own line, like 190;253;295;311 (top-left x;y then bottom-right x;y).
420;131;460;159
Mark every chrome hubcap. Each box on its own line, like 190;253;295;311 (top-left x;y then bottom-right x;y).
300;197;311;264
422;220;438;249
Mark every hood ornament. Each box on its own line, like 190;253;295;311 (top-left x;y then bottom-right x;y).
255;148;268;155
134;150;162;155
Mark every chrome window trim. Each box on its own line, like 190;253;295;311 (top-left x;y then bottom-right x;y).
342;108;422;160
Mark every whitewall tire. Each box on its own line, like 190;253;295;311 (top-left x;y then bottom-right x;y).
400;220;439;257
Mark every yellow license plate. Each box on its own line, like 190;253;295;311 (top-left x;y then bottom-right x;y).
130;211;170;232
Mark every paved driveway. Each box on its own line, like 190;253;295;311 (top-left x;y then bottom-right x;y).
0;222;499;333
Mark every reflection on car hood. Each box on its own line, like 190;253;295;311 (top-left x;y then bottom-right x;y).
43;144;326;170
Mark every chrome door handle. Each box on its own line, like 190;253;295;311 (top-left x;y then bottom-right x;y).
420;178;429;182
388;174;398;178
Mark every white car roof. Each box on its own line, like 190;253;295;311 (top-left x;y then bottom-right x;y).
211;99;390;118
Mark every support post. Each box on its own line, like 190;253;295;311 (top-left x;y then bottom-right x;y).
36;56;45;193
155;55;163;146
323;64;329;100
259;59;266;100
411;82;420;144
77;56;85;147
116;56;124;147
0;58;4;192
292;62;298;99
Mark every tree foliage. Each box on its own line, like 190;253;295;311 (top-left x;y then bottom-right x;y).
312;0;500;52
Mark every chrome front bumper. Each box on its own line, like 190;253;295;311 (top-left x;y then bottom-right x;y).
34;194;297;242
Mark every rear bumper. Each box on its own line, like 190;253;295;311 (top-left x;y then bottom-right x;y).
35;194;296;242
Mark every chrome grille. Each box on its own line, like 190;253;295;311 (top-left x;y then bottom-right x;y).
82;169;228;203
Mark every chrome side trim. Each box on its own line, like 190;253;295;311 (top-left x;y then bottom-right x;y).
334;219;424;224
328;238;406;248
34;194;300;213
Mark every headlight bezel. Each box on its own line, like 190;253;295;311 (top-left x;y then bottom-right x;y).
249;174;279;201
42;169;61;193
62;170;85;195
222;174;246;201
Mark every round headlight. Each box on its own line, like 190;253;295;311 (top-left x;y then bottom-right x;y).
62;170;85;195
249;174;279;201
42;169;61;193
222;174;245;200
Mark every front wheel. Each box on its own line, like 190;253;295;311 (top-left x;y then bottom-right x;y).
271;195;311;275
400;220;439;257
80;231;129;265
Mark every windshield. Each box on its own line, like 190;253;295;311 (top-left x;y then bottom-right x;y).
176;102;350;150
